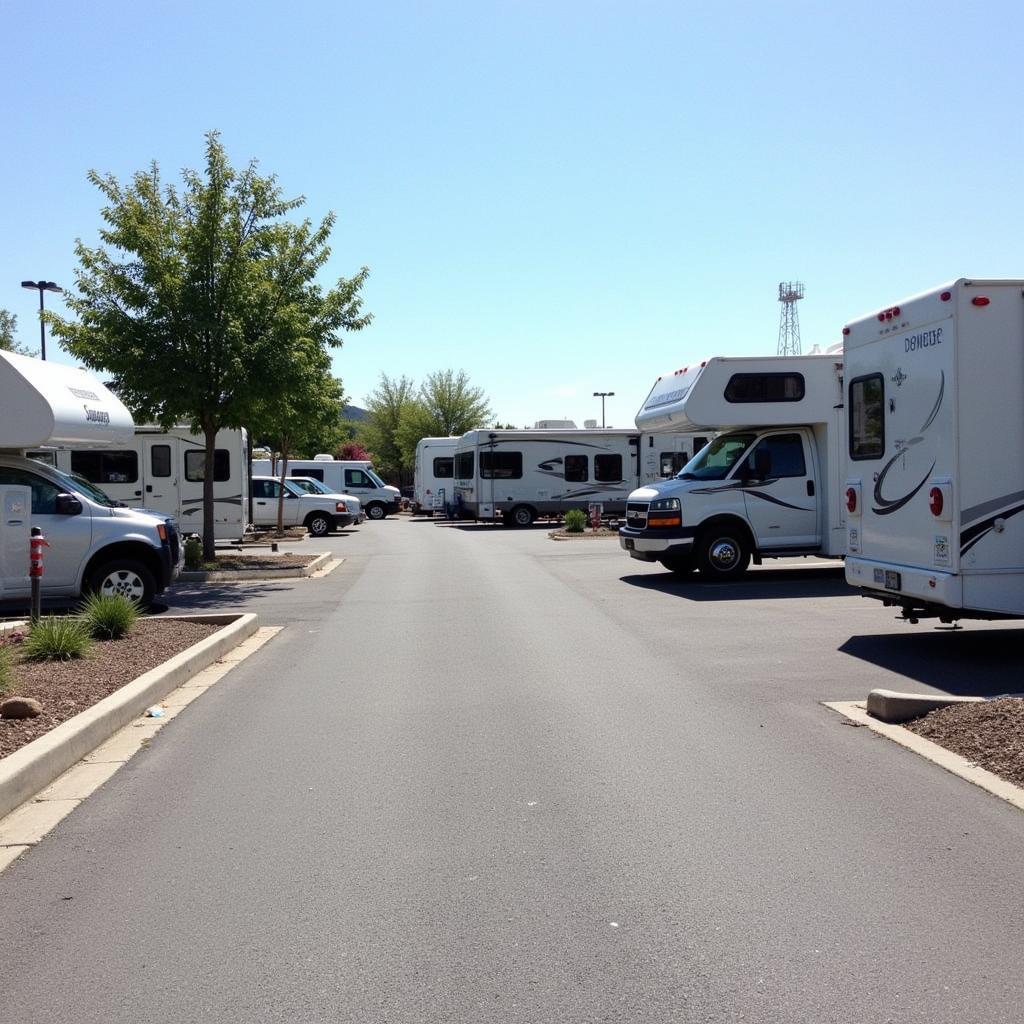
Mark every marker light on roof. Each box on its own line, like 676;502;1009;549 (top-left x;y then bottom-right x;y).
940;291;952;301
842;327;850;335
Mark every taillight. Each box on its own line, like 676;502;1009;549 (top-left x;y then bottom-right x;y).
929;487;943;517
971;296;990;306
846;487;857;513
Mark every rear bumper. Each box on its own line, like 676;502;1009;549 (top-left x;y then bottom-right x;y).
845;557;962;609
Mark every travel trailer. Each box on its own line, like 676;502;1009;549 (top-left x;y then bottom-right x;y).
28;426;250;542
843;278;1024;621
412;437;458;515
251;456;400;519
453;428;709;525
619;354;846;577
0;351;180;606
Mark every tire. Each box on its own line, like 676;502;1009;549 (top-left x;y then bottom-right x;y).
305;512;333;537
695;527;751;580
659;554;695;577
509;505;536;527
366;502;387;520
87;560;156;606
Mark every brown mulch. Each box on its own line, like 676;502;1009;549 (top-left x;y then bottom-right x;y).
904;699;1024;789
0;619;219;760
549;527;620;540
241;528;306;543
201;554;317;571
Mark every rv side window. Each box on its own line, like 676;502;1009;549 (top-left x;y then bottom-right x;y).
724;373;805;403
345;469;375;488
849;375;885;460
693;436;709;453
564;455;588;482
660;452;689;477
185;449;231;482
594;454;623;482
150;445;172;478
454;452;474;478
297;467;324;482
480;451;523;479
744;434;806;478
433;457;454;479
71;450;139;484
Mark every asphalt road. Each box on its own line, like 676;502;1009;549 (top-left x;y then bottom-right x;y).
1;517;1023;1023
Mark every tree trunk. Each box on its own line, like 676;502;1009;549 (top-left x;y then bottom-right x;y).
202;423;217;562
276;436;289;535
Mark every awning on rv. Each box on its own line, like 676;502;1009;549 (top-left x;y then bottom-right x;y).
0;350;134;447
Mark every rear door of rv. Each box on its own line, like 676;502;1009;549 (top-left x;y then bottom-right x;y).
140;437;181;522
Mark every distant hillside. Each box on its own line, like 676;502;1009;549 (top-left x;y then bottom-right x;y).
342;404;368;422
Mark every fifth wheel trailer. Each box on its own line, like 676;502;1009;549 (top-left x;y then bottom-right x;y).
618;354;847;577
843;278;1024;621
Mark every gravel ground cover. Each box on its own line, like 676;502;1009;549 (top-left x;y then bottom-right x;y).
200;554;317;571
0;619;219;759
549;527;620;540
905;698;1024;788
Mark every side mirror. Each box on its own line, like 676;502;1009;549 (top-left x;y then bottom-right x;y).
56;493;83;516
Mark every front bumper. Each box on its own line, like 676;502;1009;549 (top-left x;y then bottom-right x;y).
618;525;696;562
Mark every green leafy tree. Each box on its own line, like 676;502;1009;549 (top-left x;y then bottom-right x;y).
0;310;34;356
361;373;418;479
418;369;491;435
49;132;371;559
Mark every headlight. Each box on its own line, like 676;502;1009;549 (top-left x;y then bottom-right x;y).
649;497;681;512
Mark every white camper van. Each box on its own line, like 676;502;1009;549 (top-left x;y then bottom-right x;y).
619;355;846;577
843;278;1024;621
413;437;458;515
251;457;401;520
0;351;181;606
29;426;250;542
453;428;709;526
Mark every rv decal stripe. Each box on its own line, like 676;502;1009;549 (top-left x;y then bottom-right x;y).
871;453;936;516
961;489;1024;526
743;491;815;512
959;501;1024;555
918;370;945;433
181;495;243;508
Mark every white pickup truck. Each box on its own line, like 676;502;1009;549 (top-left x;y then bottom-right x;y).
250;476;359;535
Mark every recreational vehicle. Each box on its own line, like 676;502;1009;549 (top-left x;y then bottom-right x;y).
843;278;1024;621
618;354;846;577
29;426;250;542
0;351;181;606
452;428;708;526
412;437;458;515
251;457;400;520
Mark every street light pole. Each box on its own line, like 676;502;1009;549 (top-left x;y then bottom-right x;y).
21;280;62;360
592;391;615;429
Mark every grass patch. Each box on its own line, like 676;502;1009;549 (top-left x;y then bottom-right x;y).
0;645;12;695
22;617;93;662
79;592;140;640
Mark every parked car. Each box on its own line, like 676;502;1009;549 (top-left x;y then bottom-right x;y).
287;476;365;524
250;475;356;535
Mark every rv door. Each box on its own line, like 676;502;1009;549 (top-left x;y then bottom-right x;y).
0;486;31;598
141;437;180;521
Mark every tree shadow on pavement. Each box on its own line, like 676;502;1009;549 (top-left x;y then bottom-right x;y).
839;628;1024;697
151;580;297;611
619;566;851;601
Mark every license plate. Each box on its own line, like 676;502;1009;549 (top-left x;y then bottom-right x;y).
873;568;902;590
624;538;635;550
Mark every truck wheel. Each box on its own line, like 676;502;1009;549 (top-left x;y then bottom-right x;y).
88;560;156;606
509;505;535;527
696;528;751;580
305;512;333;536
366;502;387;520
659;554;695;577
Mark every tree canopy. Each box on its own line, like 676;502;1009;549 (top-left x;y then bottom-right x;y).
0;310;33;356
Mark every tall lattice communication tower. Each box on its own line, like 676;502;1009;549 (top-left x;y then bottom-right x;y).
777;281;804;356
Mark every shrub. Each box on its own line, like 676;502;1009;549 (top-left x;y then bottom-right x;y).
79;592;140;640
184;535;203;571
564;508;586;533
0;645;12;695
22;617;93;662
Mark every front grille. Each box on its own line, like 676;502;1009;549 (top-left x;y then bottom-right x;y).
625;502;649;530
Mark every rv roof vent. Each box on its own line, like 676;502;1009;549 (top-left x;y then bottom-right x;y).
583;419;598;429
313;453;335;461
534;419;577;429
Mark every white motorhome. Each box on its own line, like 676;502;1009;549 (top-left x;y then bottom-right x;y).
412;437;458;515
0;351;181;606
843;278;1024;622
29;426;250;542
251;457;401;520
453;428;709;526
619;354;846;577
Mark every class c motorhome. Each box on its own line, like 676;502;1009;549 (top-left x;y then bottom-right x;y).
618;354;846;577
843;278;1024;621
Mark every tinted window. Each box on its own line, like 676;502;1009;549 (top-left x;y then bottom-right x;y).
745;434;806;478
433;457;454;479
594;453;623;482
564;455;588;482
150;444;172;478
455;451;474;478
252;479;281;499
693;436;709;453
724;373;805;403
71;450;139;484
480;451;523;479
849;375;885;460
295;467;324;482
660;452;689;477
345;469;375;487
185;449;230;482
0;468;61;514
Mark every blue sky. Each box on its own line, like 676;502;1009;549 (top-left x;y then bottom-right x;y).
4;1;1023;429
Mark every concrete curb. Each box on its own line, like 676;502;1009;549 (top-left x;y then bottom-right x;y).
866;688;985;724
178;551;331;582
0;612;259;820
823;700;1024;813
1;621;27;637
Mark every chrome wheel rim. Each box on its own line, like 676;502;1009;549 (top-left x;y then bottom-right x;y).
708;539;739;572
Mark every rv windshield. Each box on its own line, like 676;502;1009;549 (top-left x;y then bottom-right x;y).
60;468;121;508
676;433;755;481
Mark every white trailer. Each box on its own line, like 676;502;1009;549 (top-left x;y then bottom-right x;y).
843;278;1024;621
619;354;846;577
28;426;250;542
251;456;401;520
453;428;709;526
412;437;458;515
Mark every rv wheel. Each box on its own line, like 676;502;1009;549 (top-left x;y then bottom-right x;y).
509;505;535;527
695;527;751;580
88;560;156;606
366;502;387;520
305;512;333;536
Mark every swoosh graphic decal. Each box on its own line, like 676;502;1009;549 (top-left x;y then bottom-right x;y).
960;501;1024;555
871;451;936;516
919;370;945;432
744;491;815;513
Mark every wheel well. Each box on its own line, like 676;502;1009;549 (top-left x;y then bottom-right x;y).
83;542;162;586
304;509;333;523
696;515;756;551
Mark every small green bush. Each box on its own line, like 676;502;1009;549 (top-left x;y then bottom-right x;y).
79;592;140;640
22;617;93;662
0;645;12;695
184;536;203;571
564;508;586;533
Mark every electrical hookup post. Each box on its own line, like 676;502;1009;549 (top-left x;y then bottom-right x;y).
588;502;603;531
29;527;47;622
